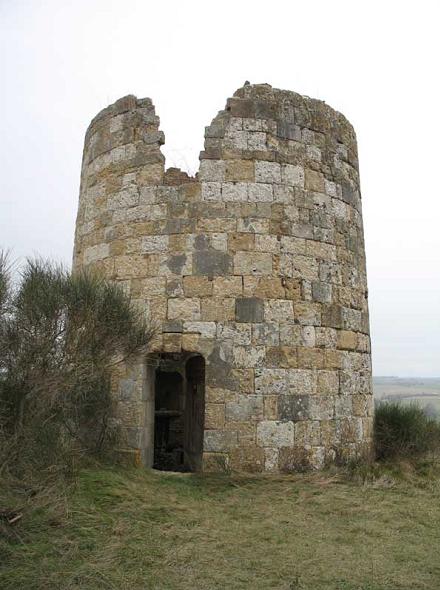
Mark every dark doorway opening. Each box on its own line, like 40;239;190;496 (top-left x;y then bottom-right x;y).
153;353;205;472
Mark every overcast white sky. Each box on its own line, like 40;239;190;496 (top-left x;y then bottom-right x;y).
1;0;439;376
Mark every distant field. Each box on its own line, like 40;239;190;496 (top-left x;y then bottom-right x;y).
373;377;440;412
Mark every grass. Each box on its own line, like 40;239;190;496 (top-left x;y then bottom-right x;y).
2;464;440;589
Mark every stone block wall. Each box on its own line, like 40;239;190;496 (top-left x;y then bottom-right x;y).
73;83;373;472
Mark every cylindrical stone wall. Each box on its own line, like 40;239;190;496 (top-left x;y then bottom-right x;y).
73;83;373;472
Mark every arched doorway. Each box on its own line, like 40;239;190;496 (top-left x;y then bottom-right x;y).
152;353;205;472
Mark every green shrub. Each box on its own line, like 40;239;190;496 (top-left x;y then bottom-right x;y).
0;254;154;480
374;401;440;460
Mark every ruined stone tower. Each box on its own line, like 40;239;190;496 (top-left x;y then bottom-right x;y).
73;83;373;472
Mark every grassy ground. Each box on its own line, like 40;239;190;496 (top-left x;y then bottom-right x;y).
2;464;440;589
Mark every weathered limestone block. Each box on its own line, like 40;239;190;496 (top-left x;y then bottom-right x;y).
217;323;252;345
264;299;294;322
257;421;295;447
234;251;272;275
183;321;216;338
204;430;238;452
233;345;265;368
226;396;264;421
168;298;200;321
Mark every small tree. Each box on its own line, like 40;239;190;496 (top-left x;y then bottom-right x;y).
0;255;154;476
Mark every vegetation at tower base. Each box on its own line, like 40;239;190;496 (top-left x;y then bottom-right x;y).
0;253;154;482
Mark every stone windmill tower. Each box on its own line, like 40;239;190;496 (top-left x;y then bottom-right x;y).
73;83;373;472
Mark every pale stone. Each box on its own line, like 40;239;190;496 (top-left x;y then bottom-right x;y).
257;421;295;447
324;179;337;197
288;369;317;395
302;128;314;143
309;396;334;420
246;131;266;151
211;233;228;252
139;187;156;204
248;183;273;202
233;345;265;368
273;185;294;204
317;370;339;395
199;159;225;182
217;323;252;345
255;234;279;253
332;198;348;220
234;252;272;275
107;187;139;210
306;241;337;262
141;235;168;253
109;114;124;132
237;218;270;233
83;243;110;265
168;298;201;321
201;182;222;201
255;161;281;183
301;326;316;347
342;307;362;331
279;323;302;346
222;182;248;202
255;368;288;395
253;322;280;346
264;447;279;472
224;129;248;149
243;118;263;131
335;395;352;418
226;396;263;421
306;145;321;161
281;164;305;187
204;430;238;452
132;277;166;297
183;321;216;338
291;255;319;281
339;371;360;395
264;299;294;321
294;302;321;326
280;236;306;254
